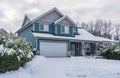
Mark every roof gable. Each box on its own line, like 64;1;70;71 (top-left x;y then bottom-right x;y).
22;14;30;26
54;15;77;26
31;7;64;23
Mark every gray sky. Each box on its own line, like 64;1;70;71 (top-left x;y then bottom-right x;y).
0;0;120;32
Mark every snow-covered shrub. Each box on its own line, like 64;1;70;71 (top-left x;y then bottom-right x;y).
100;43;120;60
0;31;34;73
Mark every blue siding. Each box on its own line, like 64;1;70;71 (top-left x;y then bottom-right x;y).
34;23;39;32
18;25;35;47
56;24;74;37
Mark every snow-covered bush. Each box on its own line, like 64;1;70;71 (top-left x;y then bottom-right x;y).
99;43;120;60
0;30;34;73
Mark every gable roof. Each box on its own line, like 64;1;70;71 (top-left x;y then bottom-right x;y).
22;14;31;26
32;28;116;42
16;7;64;33
31;7;64;23
54;15;77;26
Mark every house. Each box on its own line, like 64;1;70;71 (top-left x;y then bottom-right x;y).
16;8;115;57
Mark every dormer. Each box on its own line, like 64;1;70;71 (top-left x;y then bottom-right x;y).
54;15;78;37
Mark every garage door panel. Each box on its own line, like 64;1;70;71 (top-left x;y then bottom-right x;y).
40;41;67;57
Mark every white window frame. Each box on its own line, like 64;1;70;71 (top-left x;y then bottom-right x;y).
39;23;49;32
73;27;76;33
39;24;44;31
61;26;69;34
44;24;49;32
33;24;35;31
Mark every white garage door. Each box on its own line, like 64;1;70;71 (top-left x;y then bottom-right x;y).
40;41;67;57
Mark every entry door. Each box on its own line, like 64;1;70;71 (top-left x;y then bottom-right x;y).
71;42;79;56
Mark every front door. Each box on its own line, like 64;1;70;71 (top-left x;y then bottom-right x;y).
71;42;80;56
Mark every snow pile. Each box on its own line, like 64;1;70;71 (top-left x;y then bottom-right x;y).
25;55;46;71
0;56;46;78
66;57;120;78
32;28;116;42
0;56;120;78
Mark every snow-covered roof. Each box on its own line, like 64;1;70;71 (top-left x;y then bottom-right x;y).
32;29;116;42
54;15;77;26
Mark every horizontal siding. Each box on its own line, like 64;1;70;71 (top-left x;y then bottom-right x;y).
18;25;35;47
56;24;74;37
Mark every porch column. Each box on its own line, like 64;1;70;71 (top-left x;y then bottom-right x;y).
36;38;40;55
81;42;85;56
67;41;71;57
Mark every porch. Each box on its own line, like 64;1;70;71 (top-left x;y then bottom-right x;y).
69;41;97;56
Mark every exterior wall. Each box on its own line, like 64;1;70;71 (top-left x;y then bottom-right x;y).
36;10;62;23
18;24;35;47
56;24;74;37
33;23;55;34
58;18;74;26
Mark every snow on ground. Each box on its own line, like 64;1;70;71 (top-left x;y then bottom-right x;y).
0;56;120;78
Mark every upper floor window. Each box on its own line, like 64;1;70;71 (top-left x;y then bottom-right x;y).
40;24;49;32
61;26;69;34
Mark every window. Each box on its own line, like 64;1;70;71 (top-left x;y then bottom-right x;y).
85;43;91;52
44;24;49;31
61;26;69;34
39;24;49;32
40;25;44;31
73;27;76;33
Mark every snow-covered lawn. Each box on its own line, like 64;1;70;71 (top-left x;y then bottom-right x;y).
0;56;120;78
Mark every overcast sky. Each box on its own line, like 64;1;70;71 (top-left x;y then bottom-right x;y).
0;0;120;32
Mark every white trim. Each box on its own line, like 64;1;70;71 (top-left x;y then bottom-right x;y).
61;26;69;34
39;40;68;57
39;23;49;32
44;24;49;32
33;23;35;31
39;24;44;31
54;15;77;26
32;7;64;23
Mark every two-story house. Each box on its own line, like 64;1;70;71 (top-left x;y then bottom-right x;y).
16;8;114;57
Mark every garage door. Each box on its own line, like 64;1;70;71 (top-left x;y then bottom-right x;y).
40;41;67;57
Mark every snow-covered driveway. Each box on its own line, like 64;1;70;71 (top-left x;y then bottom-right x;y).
0;56;120;78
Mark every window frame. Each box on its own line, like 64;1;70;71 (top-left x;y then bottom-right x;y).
39;23;49;32
61;26;69;34
44;24;49;32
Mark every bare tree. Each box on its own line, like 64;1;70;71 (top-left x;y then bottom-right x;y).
81;19;113;39
114;24;120;40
